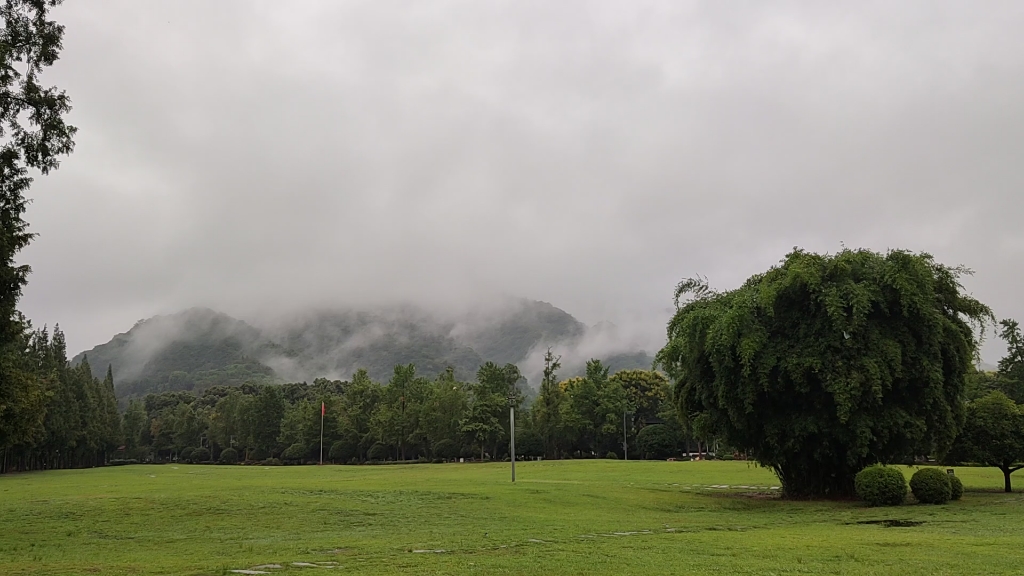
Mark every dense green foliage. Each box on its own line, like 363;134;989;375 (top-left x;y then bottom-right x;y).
0;0;78;472
964;322;1024;403
910;468;952;504
89;360;682;469
0;327;120;472
948;390;1024;492
218;447;238;464
949;474;963;500
3;462;1022;575
657;248;991;498
991;320;1024;403
635;424;677;460
854;465;907;506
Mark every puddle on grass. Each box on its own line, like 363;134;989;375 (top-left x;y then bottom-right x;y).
230;561;339;573
856;519;924;528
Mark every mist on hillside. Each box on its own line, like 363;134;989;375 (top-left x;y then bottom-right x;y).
74;297;664;396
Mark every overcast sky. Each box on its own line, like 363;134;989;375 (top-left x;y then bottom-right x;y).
18;1;1024;362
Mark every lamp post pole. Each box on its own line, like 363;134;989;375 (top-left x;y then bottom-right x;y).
509;391;516;483
623;411;628;461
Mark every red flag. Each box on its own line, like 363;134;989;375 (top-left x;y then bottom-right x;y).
321;401;325;416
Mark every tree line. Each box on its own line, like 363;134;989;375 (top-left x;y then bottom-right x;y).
1;0;80;473
76;353;698;467
0;327;120;472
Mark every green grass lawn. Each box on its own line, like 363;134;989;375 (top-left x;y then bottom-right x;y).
1;460;1022;575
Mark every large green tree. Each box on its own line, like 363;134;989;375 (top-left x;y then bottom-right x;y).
0;0;75;470
950;391;1024;492
657;249;991;498
532;349;565;459
560;360;626;456
996;319;1024;403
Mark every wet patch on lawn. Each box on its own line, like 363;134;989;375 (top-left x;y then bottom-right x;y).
855;519;924;528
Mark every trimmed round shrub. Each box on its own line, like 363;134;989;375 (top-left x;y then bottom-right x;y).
635;424;677;459
192;447;211;463
854;465;907;506
329;440;350;463
248;447;268;462
281;443;307;463
605;451;619;459
218;447;239;464
949;475;964;501
431;439;459;460
262;457;283;466
367;442;390;462
179;447;194;463
910;468;952;504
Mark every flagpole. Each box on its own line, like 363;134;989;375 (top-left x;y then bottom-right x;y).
320;402;325;466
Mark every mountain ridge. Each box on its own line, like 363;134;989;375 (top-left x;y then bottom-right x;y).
73;300;654;397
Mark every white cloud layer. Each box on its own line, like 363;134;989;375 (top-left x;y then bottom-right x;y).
18;0;1024;363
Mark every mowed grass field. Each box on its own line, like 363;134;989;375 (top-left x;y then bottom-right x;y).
2;461;1023;576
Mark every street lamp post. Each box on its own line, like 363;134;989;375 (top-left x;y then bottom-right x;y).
623;411;628;461
508;390;517;483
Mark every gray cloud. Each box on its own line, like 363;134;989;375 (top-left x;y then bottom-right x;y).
17;0;1024;363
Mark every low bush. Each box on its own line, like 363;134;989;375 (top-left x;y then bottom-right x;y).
432;439;459;460
178;447;194;463
192;447;211;463
949;475;964;501
910;468;952;504
261;458;283;466
281;443;307;463
605;451;619;459
330;437;360;463
218;448;239;464
107;459;139;466
367;442;390;462
854;465;907;506
635;424;677;459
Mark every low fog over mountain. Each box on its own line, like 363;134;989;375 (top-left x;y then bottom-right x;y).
73;299;655;398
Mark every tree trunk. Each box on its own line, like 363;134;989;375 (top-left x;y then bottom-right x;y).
1002;465;1023;493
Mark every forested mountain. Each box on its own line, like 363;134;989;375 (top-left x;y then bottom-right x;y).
73;300;653;398
72;308;281;398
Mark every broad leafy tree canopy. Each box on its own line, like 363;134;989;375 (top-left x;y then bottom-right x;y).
656;248;991;498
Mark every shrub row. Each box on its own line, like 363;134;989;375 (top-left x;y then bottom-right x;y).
855;465;964;506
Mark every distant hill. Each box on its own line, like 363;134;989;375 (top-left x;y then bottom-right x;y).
266;306;485;383
72;308;282;397
74;300;655;398
455;300;586;365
